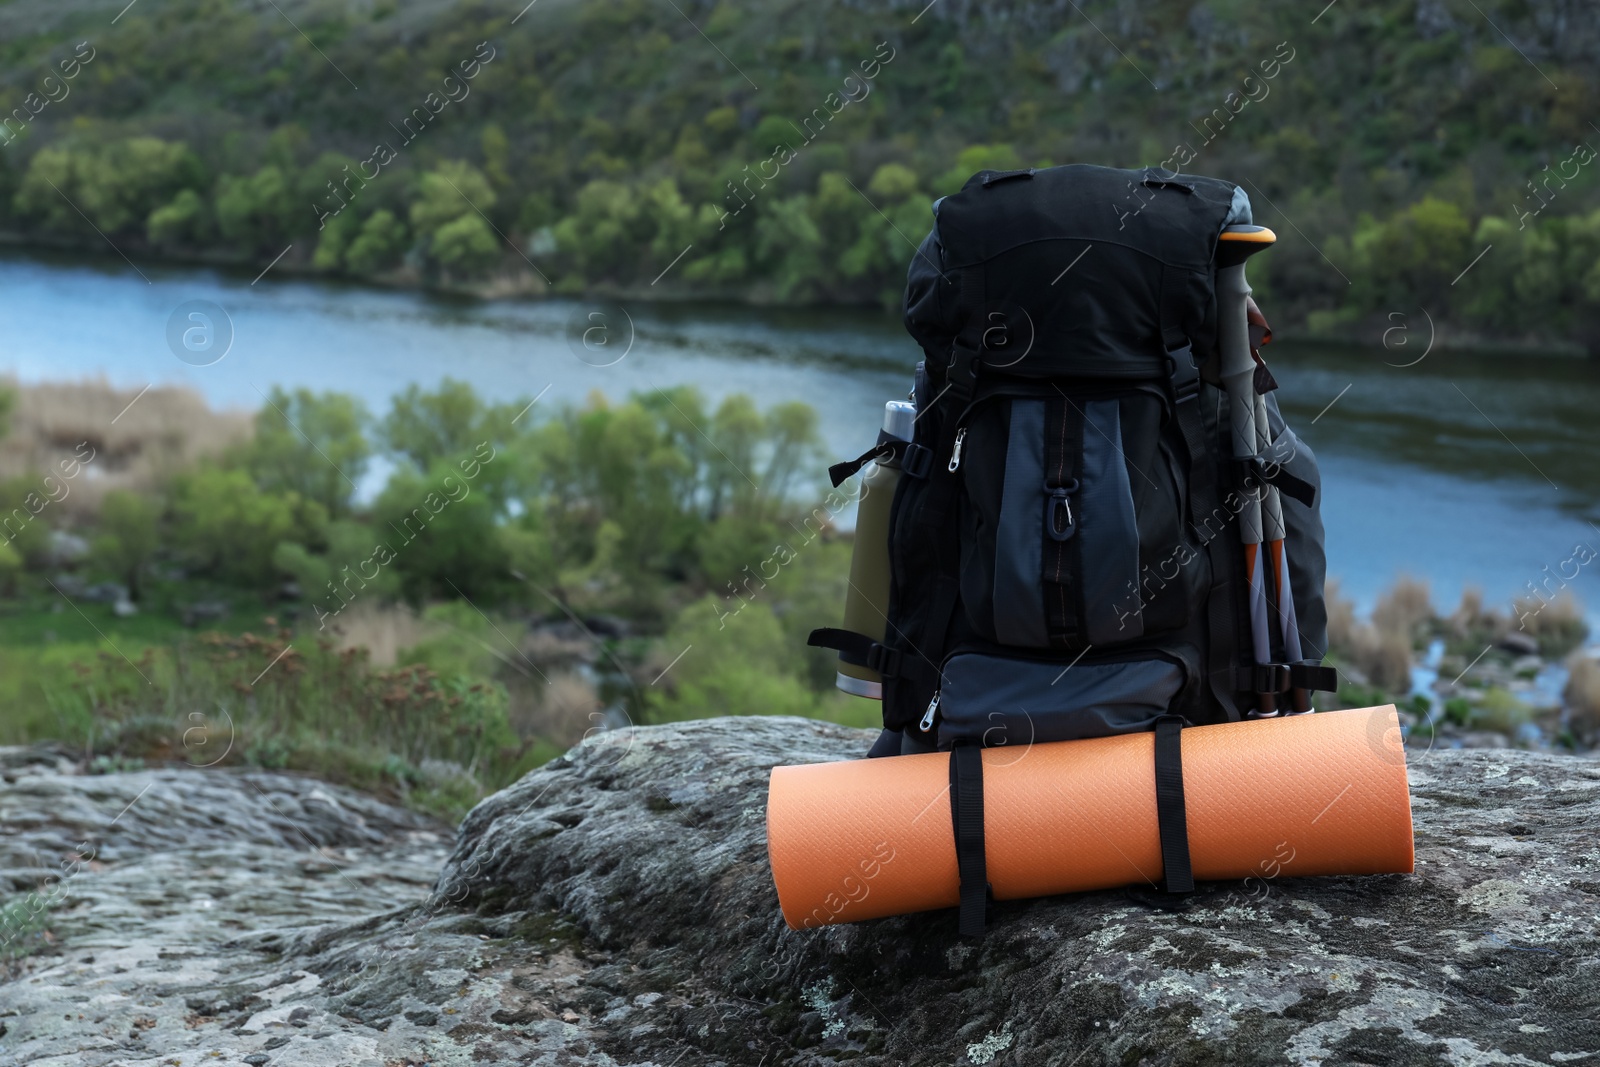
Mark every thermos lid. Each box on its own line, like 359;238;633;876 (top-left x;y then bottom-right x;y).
882;400;916;442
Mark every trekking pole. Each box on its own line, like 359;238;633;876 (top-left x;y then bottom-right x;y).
1251;377;1312;713
1216;225;1279;717
1252;380;1310;713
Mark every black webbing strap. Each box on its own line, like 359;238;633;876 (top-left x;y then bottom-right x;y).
1248;453;1316;508
1290;661;1338;693
807;627;941;688
1158;264;1193;358
1223;661;1334;696
949;744;990;936
1230;662;1291;695
806;627;874;667
1171;343;1241;726
1161;271;1242;723
826;431;908;488
1152;716;1194;895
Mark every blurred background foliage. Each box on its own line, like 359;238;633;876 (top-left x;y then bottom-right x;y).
2;0;1599;819
0;0;1596;345
0;376;870;819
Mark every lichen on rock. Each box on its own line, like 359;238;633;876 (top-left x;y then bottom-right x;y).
2;718;1598;1066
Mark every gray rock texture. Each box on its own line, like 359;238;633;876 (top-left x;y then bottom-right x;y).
2;718;1598;1066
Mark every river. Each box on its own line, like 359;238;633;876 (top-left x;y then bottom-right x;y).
2;249;1597;622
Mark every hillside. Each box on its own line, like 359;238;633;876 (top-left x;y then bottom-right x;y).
0;0;1597;345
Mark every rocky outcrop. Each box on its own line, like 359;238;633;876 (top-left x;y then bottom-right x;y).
2;719;1598;1066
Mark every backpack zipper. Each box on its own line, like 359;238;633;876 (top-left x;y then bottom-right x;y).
920;690;941;732
945;380;1165;473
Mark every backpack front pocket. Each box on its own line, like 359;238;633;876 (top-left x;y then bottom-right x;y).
931;648;1188;749
958;387;1199;651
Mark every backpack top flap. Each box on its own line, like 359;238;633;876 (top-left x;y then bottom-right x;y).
918;164;1240;380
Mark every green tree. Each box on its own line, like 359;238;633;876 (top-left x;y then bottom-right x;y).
0;539;20;598
311;209;361;271
1459;214;1561;333
373;461;508;603
935;144;1023;195
753;196;824;300
380;378;491;471
530;394;698;581
430;213;499;274
551;179;642;280
16;138;203;235
344;209;408;274
243;387;370;517
1349;196;1474;313
646;595;821;721
171;467;324;586
275;519;402;617
0;477;54;567
216;164;301;252
409;161;499;277
482;123;512;191
92;490;160;600
147;188;210;247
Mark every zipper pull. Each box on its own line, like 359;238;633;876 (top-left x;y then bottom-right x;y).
947;428;967;472
920;691;941;732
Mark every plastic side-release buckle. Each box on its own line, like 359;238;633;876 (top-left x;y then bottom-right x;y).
1166;342;1201;403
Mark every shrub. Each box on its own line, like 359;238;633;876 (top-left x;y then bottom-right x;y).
1372;575;1434;640
1443;696;1473;727
1565;654;1600;744
55;631;522;819
92;490;160;600
170;466;324;586
1473;686;1533;737
1327;577;1428;694
645;595;822;722
1510;590;1589;658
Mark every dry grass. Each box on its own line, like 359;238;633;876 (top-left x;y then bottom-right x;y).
1372;575;1433;638
1325;577;1422;692
1448;586;1502;638
509;670;603;746
324;601;443;667
521;626;594;666
1511;590;1589;656
1565;654;1600;743
1325;579;1358;657
0;376;251;518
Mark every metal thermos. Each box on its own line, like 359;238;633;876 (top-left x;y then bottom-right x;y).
836;400;916;699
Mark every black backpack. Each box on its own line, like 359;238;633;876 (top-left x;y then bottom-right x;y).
817;164;1335;756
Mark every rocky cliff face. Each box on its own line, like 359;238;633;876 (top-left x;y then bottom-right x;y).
2;719;1597;1066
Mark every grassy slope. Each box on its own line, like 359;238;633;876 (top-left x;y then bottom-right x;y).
0;0;1593;325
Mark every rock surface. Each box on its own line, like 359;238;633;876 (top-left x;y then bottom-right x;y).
2;719;1598;1066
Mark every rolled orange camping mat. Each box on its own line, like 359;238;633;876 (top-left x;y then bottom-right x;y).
767;705;1414;929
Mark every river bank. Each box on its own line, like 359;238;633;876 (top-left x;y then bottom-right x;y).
4;237;1595;357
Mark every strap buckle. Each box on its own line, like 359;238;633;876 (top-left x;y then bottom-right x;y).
865;643;901;678
1166;341;1201;403
1289;662;1338;693
901;442;933;479
1260;663;1292;693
